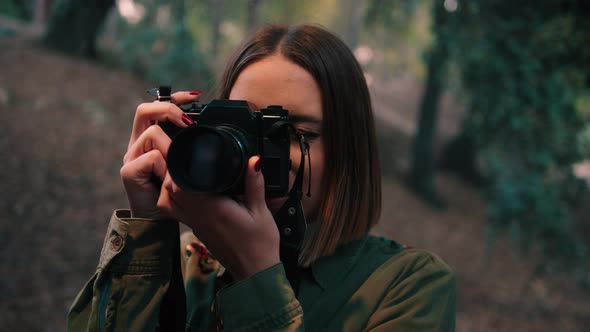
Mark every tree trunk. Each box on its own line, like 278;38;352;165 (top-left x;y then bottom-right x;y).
33;0;52;26
440;130;483;186
43;0;115;58
246;0;262;32
342;0;367;49
209;0;225;59
408;1;448;208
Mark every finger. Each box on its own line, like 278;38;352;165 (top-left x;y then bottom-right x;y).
120;149;168;184
184;243;202;278
158;177;200;218
171;90;202;105
184;242;220;282
244;155;265;212
162;175;224;223
156;187;176;218
123;125;172;164
129;102;195;149
163;172;182;194
185;242;203;265
188;242;209;259
187;242;220;271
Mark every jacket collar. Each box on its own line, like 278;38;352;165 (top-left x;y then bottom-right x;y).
308;235;369;290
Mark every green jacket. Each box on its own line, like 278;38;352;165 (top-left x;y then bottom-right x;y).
68;210;456;331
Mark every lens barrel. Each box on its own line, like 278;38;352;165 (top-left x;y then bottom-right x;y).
167;125;249;193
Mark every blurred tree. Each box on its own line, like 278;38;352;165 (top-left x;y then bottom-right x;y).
43;0;115;58
448;0;590;272
439;130;482;185
151;0;212;88
365;0;418;31
209;0;225;58
203;0;263;57
33;0;53;26
6;0;33;21
246;0;262;32
365;0;445;206
110;0;213;90
409;0;449;208
364;0;423;77
338;0;367;49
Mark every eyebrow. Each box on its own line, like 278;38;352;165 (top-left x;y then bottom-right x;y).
288;114;322;125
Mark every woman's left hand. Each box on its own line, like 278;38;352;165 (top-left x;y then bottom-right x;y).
158;155;280;281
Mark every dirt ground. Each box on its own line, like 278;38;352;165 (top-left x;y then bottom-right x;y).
1;37;589;331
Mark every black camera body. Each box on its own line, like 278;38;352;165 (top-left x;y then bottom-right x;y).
161;99;291;197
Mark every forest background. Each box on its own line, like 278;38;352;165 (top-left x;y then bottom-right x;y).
0;0;589;331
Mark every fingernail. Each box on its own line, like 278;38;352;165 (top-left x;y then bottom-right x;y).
182;113;195;125
190;243;208;258
189;90;202;95
199;245;208;259
254;157;261;172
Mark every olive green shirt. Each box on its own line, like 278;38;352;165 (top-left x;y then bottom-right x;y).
68;210;456;331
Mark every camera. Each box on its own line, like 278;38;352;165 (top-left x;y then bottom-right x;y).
160;99;291;197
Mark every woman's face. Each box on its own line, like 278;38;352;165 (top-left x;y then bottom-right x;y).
229;54;325;219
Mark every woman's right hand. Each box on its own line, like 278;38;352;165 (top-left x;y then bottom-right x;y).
120;90;201;219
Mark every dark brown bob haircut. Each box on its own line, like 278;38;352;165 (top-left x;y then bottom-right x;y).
218;24;381;265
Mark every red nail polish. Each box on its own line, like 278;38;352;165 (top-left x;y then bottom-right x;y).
189;243;208;258
195;244;208;259
201;246;208;259
189;90;202;95
182;114;195;125
254;158;261;172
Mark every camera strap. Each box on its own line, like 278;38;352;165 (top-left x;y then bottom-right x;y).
270;124;311;287
148;86;186;330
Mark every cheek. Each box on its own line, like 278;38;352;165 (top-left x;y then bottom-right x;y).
307;143;325;194
289;142;304;174
288;140;324;191
288;141;321;171
288;144;300;190
303;143;325;218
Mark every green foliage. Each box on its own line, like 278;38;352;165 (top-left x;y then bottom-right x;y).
106;0;340;91
365;0;418;32
363;0;432;78
448;1;590;269
110;1;213;90
150;15;212;89
579;125;590;158
0;0;32;21
44;0;115;58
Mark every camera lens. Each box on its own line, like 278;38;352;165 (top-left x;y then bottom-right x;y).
167;125;248;193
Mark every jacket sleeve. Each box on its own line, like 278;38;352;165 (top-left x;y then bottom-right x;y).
214;263;305;331
67;210;182;332
364;251;456;332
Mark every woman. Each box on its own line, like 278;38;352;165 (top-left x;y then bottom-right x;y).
68;24;455;331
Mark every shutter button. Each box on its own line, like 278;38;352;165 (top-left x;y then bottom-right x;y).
111;235;124;251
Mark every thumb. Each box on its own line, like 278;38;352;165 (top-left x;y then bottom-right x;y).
244;155;265;212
